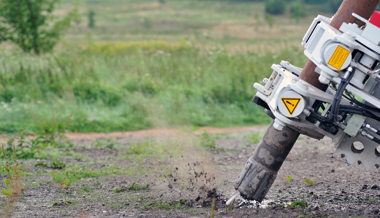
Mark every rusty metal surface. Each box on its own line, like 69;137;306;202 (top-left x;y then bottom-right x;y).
330;0;380;29
299;0;380;90
252;123;300;171
234;122;299;201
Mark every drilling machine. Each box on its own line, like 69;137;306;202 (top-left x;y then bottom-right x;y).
234;0;380;202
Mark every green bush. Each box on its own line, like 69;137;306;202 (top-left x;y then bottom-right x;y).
88;10;96;29
265;0;286;15
291;0;305;22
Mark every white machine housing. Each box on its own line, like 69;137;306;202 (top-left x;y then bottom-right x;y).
253;12;380;170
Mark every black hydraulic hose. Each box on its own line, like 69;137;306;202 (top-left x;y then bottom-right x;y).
340;105;380;122
369;127;380;137
372;135;380;144
309;110;331;122
331;69;355;121
343;92;380;113
309;105;380;128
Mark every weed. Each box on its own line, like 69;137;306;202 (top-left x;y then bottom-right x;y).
1;144;24;217
125;142;150;155
33;111;72;135
135;197;187;210
50;200;72;207
1;134;71;162
51;157;66;169
304;178;317;185
199;131;216;149
284;175;293;182
35;157;66;169
2;137;36;160
113;186;122;193
92;139;115;149
51;171;72;187
173;200;187;209
289;199;308;208
82;185;93;192
1;144;24;197
128;182;150;191
141;200;170;210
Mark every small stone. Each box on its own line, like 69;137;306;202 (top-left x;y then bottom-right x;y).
103;211;107;214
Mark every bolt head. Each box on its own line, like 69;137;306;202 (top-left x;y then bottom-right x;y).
318;75;330;84
273;122;284;131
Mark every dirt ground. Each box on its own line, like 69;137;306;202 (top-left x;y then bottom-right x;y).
2;126;380;218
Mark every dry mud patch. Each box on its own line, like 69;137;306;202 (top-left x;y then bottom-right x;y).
0;127;379;217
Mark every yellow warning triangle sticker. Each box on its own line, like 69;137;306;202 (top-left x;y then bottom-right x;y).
281;98;301;116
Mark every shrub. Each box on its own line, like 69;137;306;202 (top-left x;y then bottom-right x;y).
88;10;96;29
199;131;216;149
291;0;305;22
265;0;286;15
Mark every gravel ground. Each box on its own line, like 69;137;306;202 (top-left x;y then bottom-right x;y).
0;126;379;217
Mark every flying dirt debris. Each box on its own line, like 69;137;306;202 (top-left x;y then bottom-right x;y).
234;0;380;203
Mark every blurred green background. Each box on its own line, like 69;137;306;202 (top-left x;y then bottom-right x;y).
0;0;360;134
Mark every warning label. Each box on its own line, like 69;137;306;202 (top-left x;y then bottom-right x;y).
281;98;302;116
328;45;350;70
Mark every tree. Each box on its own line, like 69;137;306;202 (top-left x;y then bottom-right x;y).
291;0;305;23
265;0;286;15
88;10;95;29
0;0;76;54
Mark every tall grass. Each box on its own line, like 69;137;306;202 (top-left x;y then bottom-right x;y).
0;41;307;133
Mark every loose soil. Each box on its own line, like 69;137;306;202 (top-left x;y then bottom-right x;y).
1;126;380;217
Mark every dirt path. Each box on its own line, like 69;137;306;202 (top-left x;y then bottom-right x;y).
2;126;380;217
64;125;269;141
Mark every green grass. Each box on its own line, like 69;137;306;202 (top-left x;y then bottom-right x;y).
0;41;307;134
50;164;124;184
0;0;324;134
